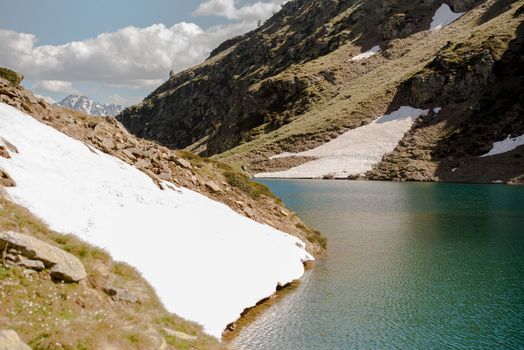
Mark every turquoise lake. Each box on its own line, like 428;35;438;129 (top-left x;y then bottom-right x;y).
232;180;524;349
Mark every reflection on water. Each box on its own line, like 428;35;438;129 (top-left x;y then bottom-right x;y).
233;181;524;350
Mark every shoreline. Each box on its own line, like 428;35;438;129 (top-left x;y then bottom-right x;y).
222;260;315;344
254;177;523;186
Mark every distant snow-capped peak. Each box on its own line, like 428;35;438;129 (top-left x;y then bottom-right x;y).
56;95;123;117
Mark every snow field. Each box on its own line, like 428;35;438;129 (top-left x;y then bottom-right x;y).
0;103;313;338
257;106;437;179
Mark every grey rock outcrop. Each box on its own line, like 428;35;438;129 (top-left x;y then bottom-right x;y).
0;330;31;350
103;285;139;303
0;231;87;282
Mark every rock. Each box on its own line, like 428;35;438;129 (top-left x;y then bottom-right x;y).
173;157;192;170
103;285;139;303
0;146;10;159
17;256;45;271
243;207;256;219
0;169;16;187
320;70;336;84
0;330;31;350
162;328;198;341
135;158;151;169
4;253;17;262
125;147;144;158
0;231;87;282
121;149;137;161
205;180;222;193
99;137;116;151
158;172;172;181
279;209;289;217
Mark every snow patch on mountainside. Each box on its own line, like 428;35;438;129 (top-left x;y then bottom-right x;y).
350;46;381;61
56;95;123;116
257;106;435;179
0;103;312;338
481;134;524;157
430;4;465;31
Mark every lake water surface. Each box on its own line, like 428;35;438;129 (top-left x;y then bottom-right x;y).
233;180;524;349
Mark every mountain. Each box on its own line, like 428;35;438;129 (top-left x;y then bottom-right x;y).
118;0;524;184
57;94;123;116
0;68;325;347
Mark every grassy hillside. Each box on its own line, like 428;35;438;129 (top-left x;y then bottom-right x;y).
0;194;224;350
117;0;523;184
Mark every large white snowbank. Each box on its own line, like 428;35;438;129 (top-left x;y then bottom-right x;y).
481;133;524;157
430;4;465;31
256;106;433;179
350;45;381;61
0;103;313;338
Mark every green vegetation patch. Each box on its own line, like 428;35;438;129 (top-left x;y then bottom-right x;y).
0;67;23;86
295;222;327;250
223;170;279;201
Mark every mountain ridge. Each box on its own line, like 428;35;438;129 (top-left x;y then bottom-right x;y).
117;0;524;184
57;94;124;117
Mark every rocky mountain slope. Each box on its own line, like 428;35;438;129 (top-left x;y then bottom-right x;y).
0;69;326;349
118;0;524;184
57;94;123;116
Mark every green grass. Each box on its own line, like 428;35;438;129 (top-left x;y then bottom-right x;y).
223;170;280;202
0;195;223;349
0;266;11;280
0;67;22;86
295;223;327;250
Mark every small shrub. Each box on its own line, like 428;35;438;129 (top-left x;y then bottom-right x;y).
176;150;203;164
223;170;279;201
0;67;23;86
111;262;141;280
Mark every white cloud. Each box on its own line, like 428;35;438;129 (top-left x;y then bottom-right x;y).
32;80;80;95
34;94;56;104
0;0;286;101
107;93;141;106
0;20;255;90
194;0;286;21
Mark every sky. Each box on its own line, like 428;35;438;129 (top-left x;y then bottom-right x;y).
0;0;287;106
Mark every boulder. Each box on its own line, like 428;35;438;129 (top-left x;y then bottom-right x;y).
0;169;16;187
173;157;192;170
103;285;139;303
205;181;222;193
0;330;31;350
99;137;116;151
0;231;87;282
158;172;172;181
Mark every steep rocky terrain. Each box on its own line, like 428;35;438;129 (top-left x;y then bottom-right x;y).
118;0;523;184
0;71;325;258
0;69;326;349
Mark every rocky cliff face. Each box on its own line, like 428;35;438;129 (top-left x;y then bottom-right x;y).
368;5;524;183
118;0;482;156
118;0;523;184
